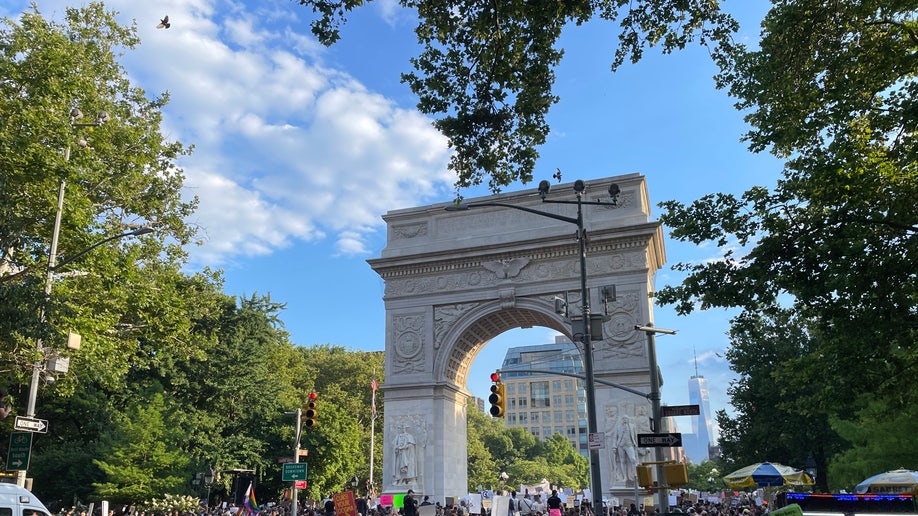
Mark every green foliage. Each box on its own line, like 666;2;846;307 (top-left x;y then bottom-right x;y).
467;399;500;491
685;460;724;493
294;0;738;193
828;400;918;492
93;388;190;503
0;1;196;394
658;0;917;491
469;403;588;492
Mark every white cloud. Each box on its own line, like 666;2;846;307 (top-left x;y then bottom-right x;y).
28;0;456;266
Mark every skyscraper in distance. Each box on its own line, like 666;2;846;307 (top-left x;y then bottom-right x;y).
684;350;714;463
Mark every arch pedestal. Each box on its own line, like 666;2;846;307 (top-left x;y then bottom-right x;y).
368;174;667;503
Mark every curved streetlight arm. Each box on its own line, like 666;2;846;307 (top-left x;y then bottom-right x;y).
1;227;153;283
446;202;578;226
51;226;153;272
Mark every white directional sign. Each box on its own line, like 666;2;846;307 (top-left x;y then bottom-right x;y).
588;432;605;450
14;416;49;433
637;432;682;447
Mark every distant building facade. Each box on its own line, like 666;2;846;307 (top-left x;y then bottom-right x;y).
499;337;588;456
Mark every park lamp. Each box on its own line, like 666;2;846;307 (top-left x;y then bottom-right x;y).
445;177;619;513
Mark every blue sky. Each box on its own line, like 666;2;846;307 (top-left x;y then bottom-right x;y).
4;0;784;438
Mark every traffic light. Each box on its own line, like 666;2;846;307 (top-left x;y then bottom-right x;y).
636;465;654;488
489;372;506;417
664;462;689;486
304;391;318;429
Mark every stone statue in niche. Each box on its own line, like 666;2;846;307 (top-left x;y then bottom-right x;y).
389;415;428;492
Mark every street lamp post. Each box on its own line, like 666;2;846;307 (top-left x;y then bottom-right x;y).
16;108;152;488
205;467;216;507
446;179;619;513
635;324;676;514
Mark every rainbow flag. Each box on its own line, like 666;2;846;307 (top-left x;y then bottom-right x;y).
243;482;259;515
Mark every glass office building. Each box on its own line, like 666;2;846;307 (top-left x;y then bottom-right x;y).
499;337;589;456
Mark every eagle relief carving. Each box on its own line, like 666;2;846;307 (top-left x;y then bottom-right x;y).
482;257;530;279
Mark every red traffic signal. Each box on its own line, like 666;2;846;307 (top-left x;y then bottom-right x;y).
304;391;318;429
488;372;506;418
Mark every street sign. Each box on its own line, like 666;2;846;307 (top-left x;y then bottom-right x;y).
294;480;307;489
14;416;49;433
662;404;701;417
282;462;308;481
278;457;294;463
637;432;683;447
6;432;32;470
588;432;605;450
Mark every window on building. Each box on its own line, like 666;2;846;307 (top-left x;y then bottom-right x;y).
531;381;550;408
564;394;575;405
509;398;516;410
519;413;528;424
531;411;539;424
564;379;574;391
554;411;563;423
506;383;516;395
531;428;540;438
518;383;528;395
565;410;575;423
519;398;528;408
552;380;562;391
508;413;517;425
542;411;550;423
566;426;576;436
553;395;562;407
542;426;552;438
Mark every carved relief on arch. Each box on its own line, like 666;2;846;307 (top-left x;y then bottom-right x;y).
393;314;425;374
596;289;645;360
434;303;479;350
392;222;428;240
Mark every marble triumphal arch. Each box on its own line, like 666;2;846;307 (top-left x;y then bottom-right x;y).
367;174;667;502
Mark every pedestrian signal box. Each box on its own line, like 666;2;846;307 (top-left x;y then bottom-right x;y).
664;462;689;486
636;465;654;488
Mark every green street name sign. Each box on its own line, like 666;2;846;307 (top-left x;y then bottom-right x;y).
7;432;33;471
282;462;308;481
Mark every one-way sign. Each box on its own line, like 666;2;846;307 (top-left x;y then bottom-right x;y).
637;432;682;447
14;416;49;433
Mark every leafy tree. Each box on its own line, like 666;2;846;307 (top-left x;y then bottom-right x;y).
828;400;918;492
712;309;841;492
467;399;500;491
657;0;917;487
536;433;589;489
294;0;738;192
298;344;385;497
92;387;190;503
685;460;724;493
0;1;195;397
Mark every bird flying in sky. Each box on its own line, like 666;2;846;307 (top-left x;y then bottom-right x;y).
156;15;170;29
